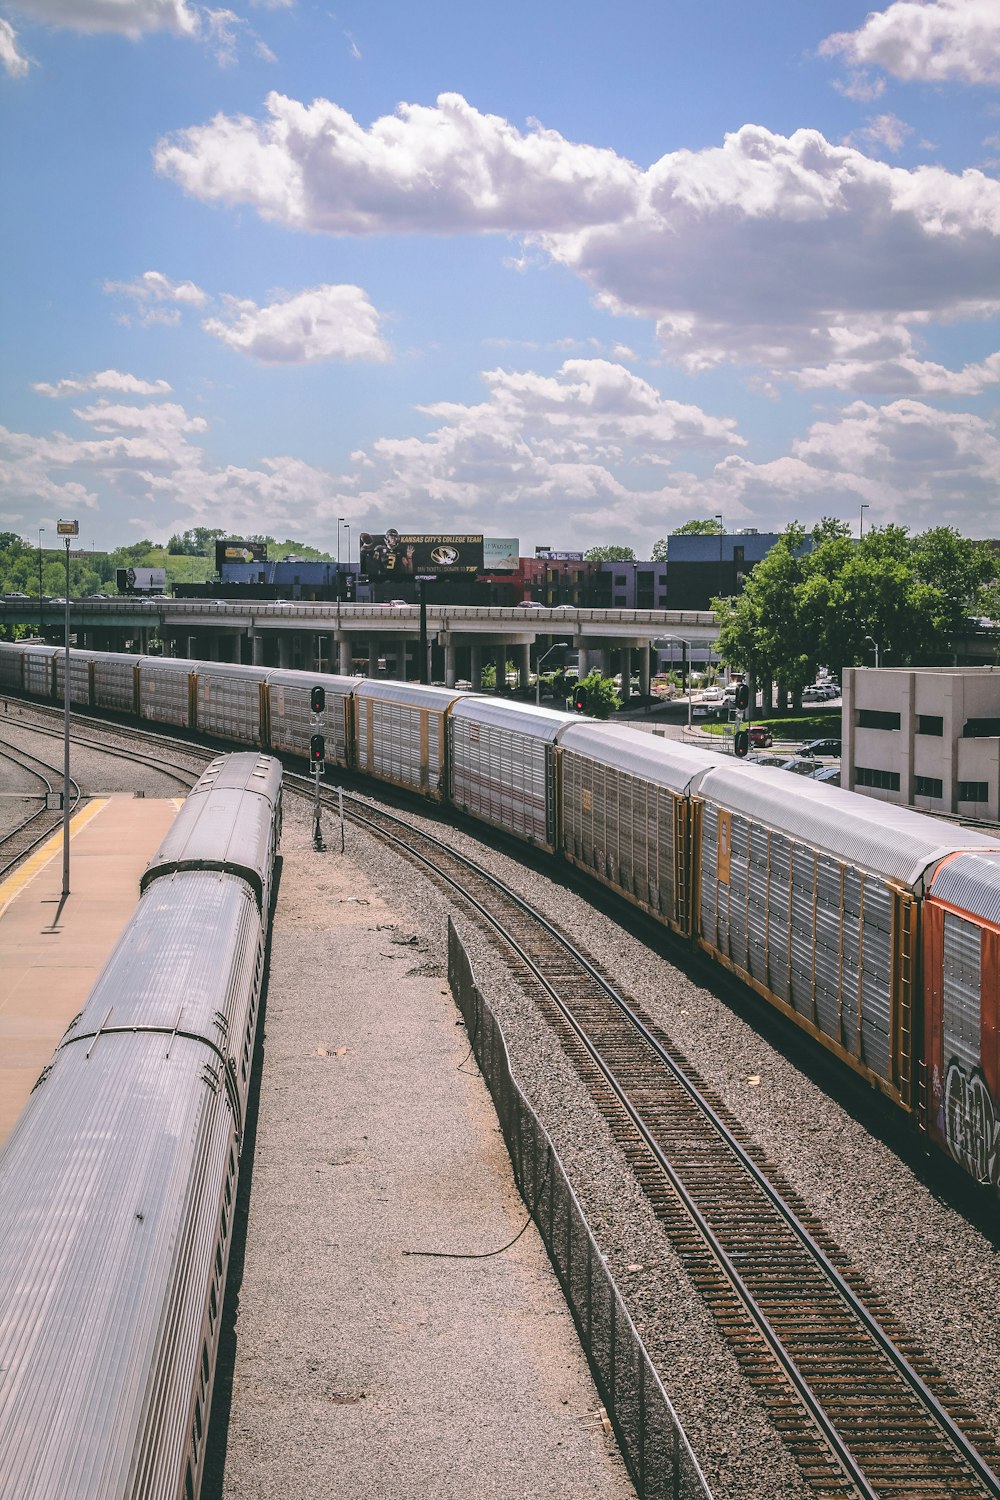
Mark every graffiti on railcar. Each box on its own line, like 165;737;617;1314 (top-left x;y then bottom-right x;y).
942;1059;1000;1188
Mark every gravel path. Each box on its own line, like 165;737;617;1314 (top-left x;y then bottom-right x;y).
334;783;1000;1500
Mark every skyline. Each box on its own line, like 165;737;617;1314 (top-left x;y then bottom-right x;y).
2;0;999;556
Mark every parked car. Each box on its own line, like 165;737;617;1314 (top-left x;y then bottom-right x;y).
811;766;841;785
797;737;842;758
748;725;773;747
515;600;545;608
699;686;726;702
747;753;788;768
783;757;823;776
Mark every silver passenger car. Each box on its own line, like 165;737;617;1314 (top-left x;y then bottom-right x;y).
267;667;357;767
559;723;726;934
353;680;465;800
696;764;1000;1104
450;697;574;851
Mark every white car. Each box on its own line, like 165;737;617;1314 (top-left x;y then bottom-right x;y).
699;687;726;703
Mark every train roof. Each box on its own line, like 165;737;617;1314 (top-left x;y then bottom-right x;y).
450;695;576;741
140;753;281;904
700;763;1000;891
558;721;728;794
352;679;469;711
265;667;359;695
928;850;1000;925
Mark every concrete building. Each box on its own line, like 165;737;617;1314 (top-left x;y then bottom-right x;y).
843;666;1000;821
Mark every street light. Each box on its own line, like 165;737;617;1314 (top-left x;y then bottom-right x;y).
38;527;45;636
864;634;880;669
860;503;869;539
535;642;569;706
56;518;78;901
337;515;344;600
655;634;693;728
715;514;724;604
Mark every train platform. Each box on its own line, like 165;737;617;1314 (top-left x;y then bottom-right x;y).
0;795;181;1145
211;815;635;1500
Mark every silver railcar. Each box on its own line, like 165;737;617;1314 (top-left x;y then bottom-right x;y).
194;661;268;747
266;667;357;767
139;654;195;729
353;679;464;799
449;697;574;852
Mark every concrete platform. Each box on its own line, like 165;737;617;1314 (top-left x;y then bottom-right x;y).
0;796;180;1145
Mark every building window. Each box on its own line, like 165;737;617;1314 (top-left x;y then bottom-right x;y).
614;595;626;606
915;775;943;798
614;574;626;586
733;545;744;565
917;715;943;736
857;709;901;731
958;781;989;802
963;718;1000;738
854;765;901;791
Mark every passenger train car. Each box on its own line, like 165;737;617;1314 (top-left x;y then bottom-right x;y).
0;749;282;1500
2;639;998;1198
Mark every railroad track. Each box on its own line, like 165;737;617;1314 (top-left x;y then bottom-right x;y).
315;784;1000;1500
0;704;206;791
0;735;81;879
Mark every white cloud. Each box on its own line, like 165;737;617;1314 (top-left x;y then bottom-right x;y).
154;95;1000;381
7;0;199;37
103;270;208;327
3;368;1000;549
32;370;173;398
202;284;390;363
845;113;913;155
820;0;1000;87
0;17;29;74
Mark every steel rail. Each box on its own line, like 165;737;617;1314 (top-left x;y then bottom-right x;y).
311;783;1000;1500
0;736;82;879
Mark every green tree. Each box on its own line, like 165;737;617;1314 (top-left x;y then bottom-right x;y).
672;518;724;535
650;537;669;561
576;670;620;719
583;545;636;561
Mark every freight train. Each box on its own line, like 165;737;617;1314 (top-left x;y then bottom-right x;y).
2;640;998;1200
0;749;282;1500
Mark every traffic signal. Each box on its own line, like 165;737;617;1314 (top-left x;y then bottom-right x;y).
734;728;749;758
573;684;588;713
344;573;355;601
735;682;750;712
311;685;325;713
310;734;325;763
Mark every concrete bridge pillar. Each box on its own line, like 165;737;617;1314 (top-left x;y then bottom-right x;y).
251;630;264;667
640;648;651;698
469;644;482;691
518;643;531;694
368;639;379;679
444;641;456;688
277;635;291;670
338;636;353;675
620;647;631;704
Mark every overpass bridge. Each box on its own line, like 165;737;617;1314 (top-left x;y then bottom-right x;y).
1;599;721;693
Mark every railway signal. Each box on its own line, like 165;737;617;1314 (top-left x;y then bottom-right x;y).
311;685;325;713
735;682;750;712
734;727;749;758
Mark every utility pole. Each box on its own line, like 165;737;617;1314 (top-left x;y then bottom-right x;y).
57;519;78;899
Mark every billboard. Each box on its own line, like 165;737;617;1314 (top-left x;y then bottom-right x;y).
536;550;584;561
359;531;484;579
483;537;520;572
116;567;167;594
215;540;268;571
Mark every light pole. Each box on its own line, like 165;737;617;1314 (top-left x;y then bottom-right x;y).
337;515;344;600
860;503;869;539
38;527;45;636
864;634;880;669
655;635;693;728
56;518;78;900
535;642;569;706
344;523;351;597
715;514;724;607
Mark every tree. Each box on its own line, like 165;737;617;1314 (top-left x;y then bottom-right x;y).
672;518;724;535
576;670;620;719
650;538;669;561
584;545;636;561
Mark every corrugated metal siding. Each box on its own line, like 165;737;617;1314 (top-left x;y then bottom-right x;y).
356;697;441;796
93;655;137;714
699;794;900;1090
563;748;679;924
449;717;554;846
942;911;982;1074
140;661;191;727
142;779;279;915
23;647;57;697
54;650;92;705
559;721;724;795
0;642;23;690
450;696;571;739
267;671;356;764
930;852;1000;926
196;668;265;747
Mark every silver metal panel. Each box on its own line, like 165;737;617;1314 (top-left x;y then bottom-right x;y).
449;715;554;846
140;658;192;727
143;755;281;915
267;669;356;764
196;664;266;746
23;646;58;697
930;851;1000;926
560;721;726;795
942;910;982;1074
92;653;138;713
450;696;573;741
0;642;20;690
357;695;442;795
54;649;93;705
0;1034;236;1500
562;749;678;919
353;679;465;712
701;762;1000;891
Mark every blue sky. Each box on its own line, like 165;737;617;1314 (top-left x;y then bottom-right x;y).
2;0;999;557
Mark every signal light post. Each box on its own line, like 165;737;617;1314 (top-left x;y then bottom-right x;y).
310;685;326;849
733;679;751;758
56;519;78;900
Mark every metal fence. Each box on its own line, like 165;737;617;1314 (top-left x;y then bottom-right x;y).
447;918;712;1500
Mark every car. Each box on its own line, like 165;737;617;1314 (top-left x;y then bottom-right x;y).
747;753;788;768
811;766;841;785
797;737;841;758
387;599;409;607
748;725;773;747
4;592;30;600
782;756;823;776
515;600;545;608
699;687;726;703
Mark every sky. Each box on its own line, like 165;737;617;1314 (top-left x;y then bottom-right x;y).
2;0;1000;560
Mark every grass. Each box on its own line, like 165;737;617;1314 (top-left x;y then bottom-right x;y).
700;710;841;741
